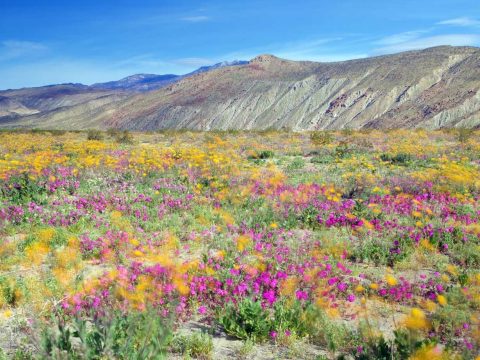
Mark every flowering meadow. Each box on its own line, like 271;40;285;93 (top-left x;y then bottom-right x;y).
0;129;479;359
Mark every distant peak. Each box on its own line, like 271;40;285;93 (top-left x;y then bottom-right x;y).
250;54;282;63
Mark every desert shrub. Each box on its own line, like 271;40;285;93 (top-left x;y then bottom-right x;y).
304;307;353;354
456;127;474;143
219;299;321;343
219;299;271;342
341;127;354;137
106;128;121;138
310;131;333;147
170;332;213;359
311;154;335;164
1;172;46;205
115;130;134;144
380;153;411;164
45;130;67;136
248;150;275;160
86;129;104;141
299;205;320;229
335;141;351;158
286;157;305;171
347;329;435;360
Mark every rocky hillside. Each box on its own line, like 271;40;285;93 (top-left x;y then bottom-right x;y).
1;46;480;130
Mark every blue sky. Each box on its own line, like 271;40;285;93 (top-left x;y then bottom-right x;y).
0;0;479;89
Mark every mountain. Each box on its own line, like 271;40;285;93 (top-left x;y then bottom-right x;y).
89;61;249;92
0;60;247;123
189;60;249;75
91;74;180;92
1;46;480;130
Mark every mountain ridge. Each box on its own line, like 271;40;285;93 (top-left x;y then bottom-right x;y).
1;46;480;130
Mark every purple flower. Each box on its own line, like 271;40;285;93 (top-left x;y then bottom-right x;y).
263;290;277;305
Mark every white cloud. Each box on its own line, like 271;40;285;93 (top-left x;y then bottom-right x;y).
0;40;48;62
180;16;210;22
373;34;480;54
437;17;480;27
374;30;428;45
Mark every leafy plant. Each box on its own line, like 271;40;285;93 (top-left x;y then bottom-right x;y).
1;173;46;205
170;332;213;359
219;299;270;342
40;310;173;359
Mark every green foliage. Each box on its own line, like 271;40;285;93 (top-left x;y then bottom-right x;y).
219;299;325;343
456;127;474;143
219;299;271;342
0;276;23;307
1;173;47;205
310;131;333;147
170;332;214;359
40;310;173;359
248;150;275;160
346;329;436;360
341;127;354;137
115;130;134;144
86;129;104;141
271;300;311;336
106;128;121;138
299;205;320;229
335;141;351;158
311;154;335;164
286;157;305;171
380;153;412;165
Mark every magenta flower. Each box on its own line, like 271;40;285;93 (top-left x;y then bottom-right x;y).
198;306;206;315
263;289;277;305
295;290;308;301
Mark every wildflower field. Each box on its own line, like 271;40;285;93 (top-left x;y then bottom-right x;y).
0;129;479;359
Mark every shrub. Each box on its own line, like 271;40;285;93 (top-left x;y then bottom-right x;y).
106;128;121;138
310;131;333;147
380;153;411;165
456;127;474;144
247;150;275;160
170;332;213;359
86;129;104;141
286;157;305;171
335;141;351;158
1;172;46;205
219;299;270;342
115;130;134;144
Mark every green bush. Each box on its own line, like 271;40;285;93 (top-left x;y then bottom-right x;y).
86;129;104;141
310;131;333;147
106;128;121;138
170;332;213;359
456;127;474;143
248;150;275;160
1;172;46;205
115;130;134;144
219;299;271;342
380;153;412;165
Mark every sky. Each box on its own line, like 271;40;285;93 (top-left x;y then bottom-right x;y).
0;0;479;89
